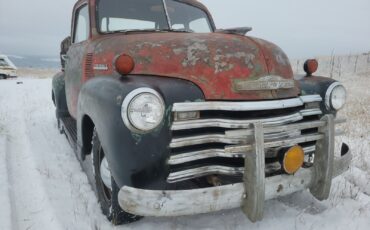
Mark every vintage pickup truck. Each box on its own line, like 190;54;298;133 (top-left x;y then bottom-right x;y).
52;0;351;225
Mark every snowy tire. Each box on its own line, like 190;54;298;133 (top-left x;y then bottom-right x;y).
92;129;142;225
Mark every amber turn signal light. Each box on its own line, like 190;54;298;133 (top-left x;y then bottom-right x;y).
304;59;318;76
281;145;305;174
115;54;135;75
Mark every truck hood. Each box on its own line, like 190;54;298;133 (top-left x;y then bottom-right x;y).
93;33;298;100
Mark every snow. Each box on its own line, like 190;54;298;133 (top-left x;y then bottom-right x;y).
0;54;369;229
0;135;12;230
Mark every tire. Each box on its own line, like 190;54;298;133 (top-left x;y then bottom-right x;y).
92;129;142;225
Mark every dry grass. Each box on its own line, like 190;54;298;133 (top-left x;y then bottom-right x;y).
292;54;370;177
16;68;59;79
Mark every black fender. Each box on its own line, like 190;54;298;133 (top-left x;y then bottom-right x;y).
52;72;70;118
77;75;204;190
297;75;337;115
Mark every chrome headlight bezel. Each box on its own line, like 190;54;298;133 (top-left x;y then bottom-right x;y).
325;82;347;111
121;88;165;133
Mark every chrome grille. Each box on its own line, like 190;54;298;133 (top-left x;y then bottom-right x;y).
167;95;328;184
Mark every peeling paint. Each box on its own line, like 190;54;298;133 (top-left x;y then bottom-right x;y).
92;33;297;100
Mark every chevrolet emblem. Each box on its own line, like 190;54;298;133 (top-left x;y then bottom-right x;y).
233;75;295;91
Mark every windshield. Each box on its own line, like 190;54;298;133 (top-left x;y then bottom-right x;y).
97;0;212;33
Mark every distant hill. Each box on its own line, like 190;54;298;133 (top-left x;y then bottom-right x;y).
6;55;59;69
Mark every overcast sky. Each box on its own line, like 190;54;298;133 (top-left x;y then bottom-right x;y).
0;0;369;59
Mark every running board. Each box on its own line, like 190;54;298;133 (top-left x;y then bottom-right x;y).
60;117;78;153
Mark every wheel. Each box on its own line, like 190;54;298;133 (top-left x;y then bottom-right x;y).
92;129;142;225
0;74;5;80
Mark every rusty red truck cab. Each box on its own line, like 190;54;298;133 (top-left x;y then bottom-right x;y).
52;0;351;225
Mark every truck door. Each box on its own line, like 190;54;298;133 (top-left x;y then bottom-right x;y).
65;4;90;119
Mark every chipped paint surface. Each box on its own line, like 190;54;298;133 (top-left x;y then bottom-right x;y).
92;33;298;100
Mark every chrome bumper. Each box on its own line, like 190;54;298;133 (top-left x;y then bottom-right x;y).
118;115;351;221
118;146;350;218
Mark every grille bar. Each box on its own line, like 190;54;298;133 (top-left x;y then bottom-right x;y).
170;120;325;148
168;95;326;184
171;108;322;130
168;166;244;183
224;133;324;153
168;145;317;165
172;95;322;112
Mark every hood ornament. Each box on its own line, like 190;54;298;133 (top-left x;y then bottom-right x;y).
216;27;253;36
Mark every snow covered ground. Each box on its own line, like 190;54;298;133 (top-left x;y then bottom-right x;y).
0;54;369;230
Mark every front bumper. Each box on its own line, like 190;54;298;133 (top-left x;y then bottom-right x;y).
118;115;351;221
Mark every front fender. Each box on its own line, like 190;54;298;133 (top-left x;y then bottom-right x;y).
297;75;337;115
77;75;204;189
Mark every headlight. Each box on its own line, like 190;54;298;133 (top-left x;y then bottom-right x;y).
325;82;347;110
122;88;165;132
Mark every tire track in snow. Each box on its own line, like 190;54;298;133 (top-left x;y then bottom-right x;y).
0;136;14;230
0;79;64;230
14;79;110;229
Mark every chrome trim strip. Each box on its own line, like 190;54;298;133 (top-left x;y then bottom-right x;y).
172;95;322;112
167;166;244;183
168;145;317;165
170;121;325;148
171;108;322;130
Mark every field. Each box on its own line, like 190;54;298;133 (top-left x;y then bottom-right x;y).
0;54;369;230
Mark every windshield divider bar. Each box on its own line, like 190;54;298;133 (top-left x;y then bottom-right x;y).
162;0;172;29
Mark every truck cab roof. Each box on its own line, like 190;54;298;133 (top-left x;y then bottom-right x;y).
72;0;216;39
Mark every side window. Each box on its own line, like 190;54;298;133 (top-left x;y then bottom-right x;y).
73;5;90;43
